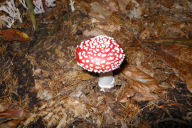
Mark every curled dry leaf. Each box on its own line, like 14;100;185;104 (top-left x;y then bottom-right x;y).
0;108;25;128
122;66;164;94
0;29;29;41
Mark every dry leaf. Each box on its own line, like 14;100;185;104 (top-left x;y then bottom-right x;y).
0;108;25;119
90;2;112;19
83;29;105;37
117;0;139;11
55;48;65;58
167;23;186;33
122;66;164;94
47;115;59;128
35;68;50;78
0;108;25;128
120;89;137;102
0;104;5;112
75;104;87;117
23;113;37;126
56;113;67;128
156;45;192;76
0;29;29;41
179;74;192;93
159;44;192;64
140;29;151;39
155;0;174;8
96;24;122;32
105;0;119;12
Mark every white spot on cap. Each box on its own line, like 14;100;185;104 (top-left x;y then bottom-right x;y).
107;57;114;60
114;47;120;53
108;53;113;56
105;48;110;52
86;60;89;63
98;52;101;56
78;52;83;59
119;54;122;58
84;47;88;50
95;58;100;61
90;64;93;67
96;62;100;65
101;60;105;64
87;52;93;55
101;54;107;57
95;66;100;69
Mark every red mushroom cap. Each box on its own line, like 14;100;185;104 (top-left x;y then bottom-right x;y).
76;35;125;73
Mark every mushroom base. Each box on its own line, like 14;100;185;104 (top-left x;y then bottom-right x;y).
98;71;114;91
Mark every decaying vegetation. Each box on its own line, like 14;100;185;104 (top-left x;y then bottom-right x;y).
0;0;192;127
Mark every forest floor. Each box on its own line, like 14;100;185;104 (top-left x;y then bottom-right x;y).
0;0;192;128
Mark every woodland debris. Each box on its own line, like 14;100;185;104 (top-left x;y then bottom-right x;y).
143;38;192;47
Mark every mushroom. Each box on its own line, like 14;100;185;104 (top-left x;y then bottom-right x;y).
76;35;125;91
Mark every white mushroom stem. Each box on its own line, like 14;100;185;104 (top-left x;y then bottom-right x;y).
98;71;114;92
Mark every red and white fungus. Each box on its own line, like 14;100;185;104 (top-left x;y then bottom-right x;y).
76;35;125;91
76;35;125;73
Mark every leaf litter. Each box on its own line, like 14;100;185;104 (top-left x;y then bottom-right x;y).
0;0;192;127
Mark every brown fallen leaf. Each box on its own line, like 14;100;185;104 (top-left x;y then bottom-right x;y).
156;45;192;76
159;44;192;64
0;29;30;41
179;74;192;93
154;0;174;8
156;44;192;92
89;2;112;22
122;66;164;94
0;108;26;128
119;89;137;102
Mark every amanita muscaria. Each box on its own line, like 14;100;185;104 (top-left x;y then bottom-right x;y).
76;35;125;91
